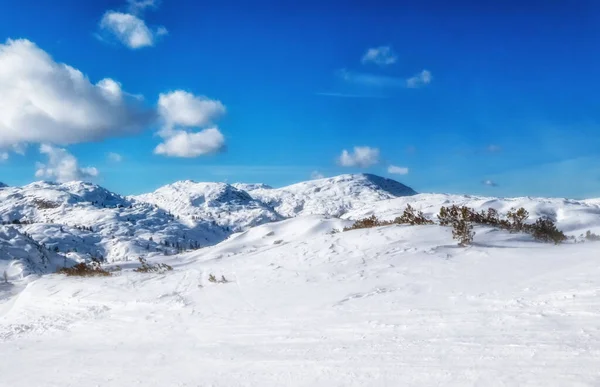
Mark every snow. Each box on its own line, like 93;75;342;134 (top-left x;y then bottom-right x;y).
1;174;600;386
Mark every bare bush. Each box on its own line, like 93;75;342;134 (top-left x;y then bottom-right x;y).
56;261;111;277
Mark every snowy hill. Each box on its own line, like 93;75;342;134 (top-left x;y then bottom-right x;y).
241;173;417;217
2;215;600;386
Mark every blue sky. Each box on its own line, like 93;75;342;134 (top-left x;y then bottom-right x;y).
0;0;599;198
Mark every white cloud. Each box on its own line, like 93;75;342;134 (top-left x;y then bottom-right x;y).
154;128;226;158
338;146;380;168
0;39;152;149
311;171;325;180
158;90;225;131
35;145;99;182
0;152;8;162
107;152;123;162
338;69;406;88
361;46;397;66
387;165;409;175
127;0;158;14
99;11;167;49
406;70;432;88
483;179;498;187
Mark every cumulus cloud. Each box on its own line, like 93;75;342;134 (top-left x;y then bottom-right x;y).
107;152;123;162
483;179;498;187
0;39;152;150
406;70;432;88
387;165;409;175
311;171;325;180
99;11;167;49
158;90;226;132
361;46;397;66
338;146;380;168
154;128;225;157
35;145;99;182
154;90;228;158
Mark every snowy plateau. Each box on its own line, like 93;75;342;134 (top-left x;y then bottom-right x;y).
1;173;600;386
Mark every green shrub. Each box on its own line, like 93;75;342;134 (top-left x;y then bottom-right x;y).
393;204;433;225
584;230;600;241
451;206;475;246
529;218;567;244
343;215;390;231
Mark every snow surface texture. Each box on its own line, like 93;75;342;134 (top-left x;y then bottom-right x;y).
1;174;600;386
1;217;600;386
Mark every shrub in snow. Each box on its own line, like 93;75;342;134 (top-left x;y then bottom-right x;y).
134;257;173;273
584;230;600;242
451;207;475;246
528;218;567;245
393;204;433;225
208;273;229;283
56;260;111;277
507;207;529;232
343;215;386;231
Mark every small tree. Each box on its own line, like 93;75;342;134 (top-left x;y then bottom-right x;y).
394;204;433;225
507;207;529;232
530;217;567;244
452;207;475;246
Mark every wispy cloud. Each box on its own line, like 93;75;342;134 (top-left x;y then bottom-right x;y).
338;69;432;89
315;92;387;99
482;179;498;187
337;69;406;88
0;152;8;162
406;70;432;88
387;165;409;175
361;46;397;66
311;171;325;180
107;152;123;162
487;144;502;153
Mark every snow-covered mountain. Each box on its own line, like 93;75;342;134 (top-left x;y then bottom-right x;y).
2;173;600;275
133;180;282;231
247;174;416;217
0;181;228;265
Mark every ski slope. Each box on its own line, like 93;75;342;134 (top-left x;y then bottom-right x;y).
1;216;600;386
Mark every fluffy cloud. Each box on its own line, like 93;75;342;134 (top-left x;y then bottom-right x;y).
406;70;432;88
99;11;167;49
107;152;123;162
35;145;99;182
361;46;397;66
311;171;325;180
338;146;380;168
387;165;409;175
158;90;226;131
154;128;225;158
0;39;152;150
483;179;498;187
154;90;227;158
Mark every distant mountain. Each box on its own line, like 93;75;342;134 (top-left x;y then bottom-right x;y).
245;173;417;217
133;180;281;232
0;182;7;188
0;181;228;262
